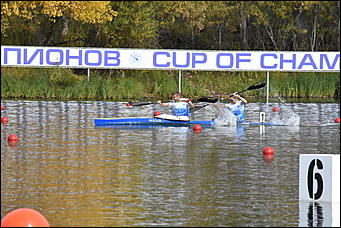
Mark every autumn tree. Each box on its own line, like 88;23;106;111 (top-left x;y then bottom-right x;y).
105;1;159;48
155;1;208;49
1;1;339;51
1;1;117;46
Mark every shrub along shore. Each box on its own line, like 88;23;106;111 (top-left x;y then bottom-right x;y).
1;67;340;102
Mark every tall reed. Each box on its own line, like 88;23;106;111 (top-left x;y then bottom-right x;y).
269;72;340;98
1;67;339;101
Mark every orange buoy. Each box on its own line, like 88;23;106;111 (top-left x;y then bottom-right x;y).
1;208;50;227
153;111;161;116
263;146;274;156
272;107;279;112
335;117;340;123
1;116;8;124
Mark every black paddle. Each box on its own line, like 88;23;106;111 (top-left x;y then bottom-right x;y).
190;81;267;112
195;97;219;103
127;82;266;107
191;104;211;113
229;81;267;97
127;101;162;106
127;97;219;107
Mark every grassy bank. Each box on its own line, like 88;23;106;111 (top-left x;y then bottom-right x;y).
1;67;340;101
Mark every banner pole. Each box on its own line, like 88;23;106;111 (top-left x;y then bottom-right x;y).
266;71;269;105
178;70;182;93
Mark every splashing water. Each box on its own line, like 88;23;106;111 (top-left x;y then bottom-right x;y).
210;103;237;126
268;105;300;126
267;93;300;126
202;89;301;126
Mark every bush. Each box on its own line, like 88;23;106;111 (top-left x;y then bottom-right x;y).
49;67;85;87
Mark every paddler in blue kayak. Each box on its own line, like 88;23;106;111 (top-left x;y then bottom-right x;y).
157;92;195;117
225;92;248;123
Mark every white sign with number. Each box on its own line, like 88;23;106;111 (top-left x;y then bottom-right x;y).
299;154;340;203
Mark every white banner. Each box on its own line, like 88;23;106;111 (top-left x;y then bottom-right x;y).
1;46;340;72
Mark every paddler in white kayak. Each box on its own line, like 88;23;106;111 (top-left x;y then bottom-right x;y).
157;92;195;120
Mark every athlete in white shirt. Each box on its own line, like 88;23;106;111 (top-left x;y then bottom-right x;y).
225;92;248;123
157;92;195;116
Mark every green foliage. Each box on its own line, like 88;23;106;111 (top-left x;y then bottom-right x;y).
107;1;159;48
112;77;145;100
1;68;339;101
144;70;178;97
268;72;340;98
1;1;340;100
2;1;339;50
49;67;85;87
155;1;208;48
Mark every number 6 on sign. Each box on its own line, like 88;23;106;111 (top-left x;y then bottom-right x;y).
307;159;323;200
299;154;340;203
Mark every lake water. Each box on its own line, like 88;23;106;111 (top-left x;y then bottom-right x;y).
1;99;340;227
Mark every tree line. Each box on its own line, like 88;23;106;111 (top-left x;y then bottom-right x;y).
1;1;340;51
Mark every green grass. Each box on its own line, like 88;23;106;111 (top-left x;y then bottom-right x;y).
1;67;339;101
269;72;340;98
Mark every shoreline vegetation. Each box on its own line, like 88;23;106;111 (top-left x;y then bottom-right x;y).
2;2;339;104
1;67;340;102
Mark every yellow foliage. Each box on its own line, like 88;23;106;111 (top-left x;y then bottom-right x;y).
1;1;37;19
1;1;117;23
69;1;117;23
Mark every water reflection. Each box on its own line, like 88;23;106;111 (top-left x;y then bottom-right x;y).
299;201;340;227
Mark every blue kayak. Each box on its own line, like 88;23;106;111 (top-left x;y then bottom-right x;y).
93;117;274;126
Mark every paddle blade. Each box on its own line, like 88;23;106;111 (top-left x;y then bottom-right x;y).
246;81;266;91
232;81;267;96
128;101;155;106
191;104;210;112
196;97;219;103
128;100;171;106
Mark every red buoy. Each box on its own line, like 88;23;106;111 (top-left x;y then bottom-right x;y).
272;107;279;112
263;146;274;156
193;124;202;132
1;208;50;227
335;117;340;123
1;105;4;110
1;116;8;124
153;111;161;116
7;134;18;142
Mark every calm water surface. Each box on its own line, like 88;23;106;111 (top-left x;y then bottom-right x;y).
1;100;340;227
